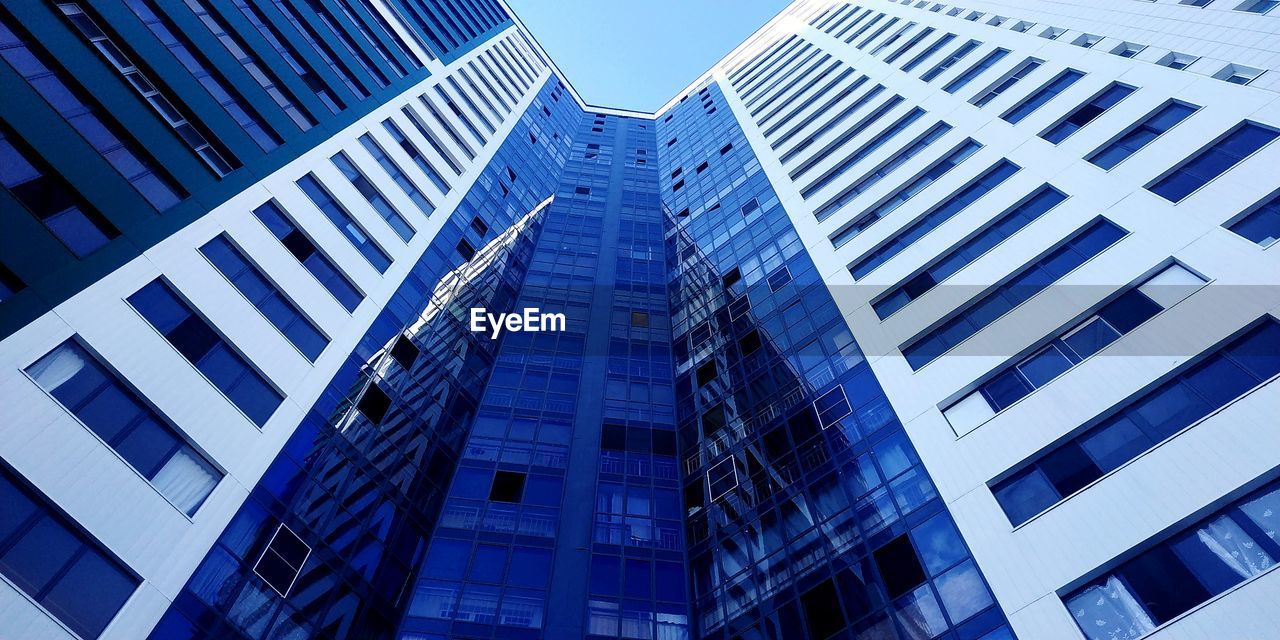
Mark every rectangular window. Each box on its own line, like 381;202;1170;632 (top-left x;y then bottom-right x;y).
1148;122;1278;202
26;341;221;514
948;262;1206;434
0;466;139;639
1063;475;1280;638
251;200;362;312
972;58;1043;107
57;2;236;176
803;109;936;202
831;140;983;247
871;183;1063;315
942;47;1009;93
331;151;414;241
901;33;956;72
357;133;434;217
382;119;450;193
920;39;980;82
419;94;476;160
992;316;1279;525
128;279;283;426
1088;101;1197;170
200;235;328;361
261;0;369;99
0;11;186;208
1042;83;1136;144
850;161;1023;280
296;174;392;273
170;0;316;130
902;218;1127;370
229;0;344;114
401;106;463;175
253;523;310;597
788;93;903;175
124;0;281;151
777;83;885;162
884;26;935;64
0;125;118;258
1227;192;1280;247
1002;69;1085;124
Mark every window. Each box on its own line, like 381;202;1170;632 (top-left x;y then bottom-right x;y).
200;235;328;361
766;265;793;292
804;109;936;203
382;119;450;193
165;0;316;130
1042;84;1136;144
1064;476;1280;639
253;523;310;597
871;184;1064;316
1112;42;1145;58
814;385;852;428
831;140;983;247
903;218;1127;370
27;341;221;514
229;0;345;114
128;279;283;426
1072;33;1102;48
1088;102;1197;170
251;200;362;312
1158;52;1197;70
1238;0;1279;14
0;466;139;639
331;151;415;241
297;174;392;273
920;39;981;82
0;263;23;302
358;133;434;217
124;0;281;151
851;162;1024;280
785;92;900;171
401;106;463;175
0;125;117;258
901;33;956;72
490;471;526;502
1002;70;1086;124
993;318;1280;525
418;95;475;160
972;58;1043;107
1214;63;1264;85
942;47;1009;94
1227;192;1280;247
0;11;186;207
1148;122;1278;202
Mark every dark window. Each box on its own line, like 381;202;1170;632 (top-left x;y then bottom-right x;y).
739;330;762;355
253;523;310;597
874;534;926;598
801;579;847;638
390;334;419;369
696;360;718;386
489;471;526;503
252;200;362;312
356;384;391;424
1227;192;1280;247
721;267;741;288
456;239;475;261
0;125;117;258
1149;122;1278;202
1042;83;1135;144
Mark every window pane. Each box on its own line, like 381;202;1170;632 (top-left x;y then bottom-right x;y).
1240;486;1280;541
1170;515;1273;596
994;468;1056;524
935;560;993;623
1066;576;1155;640
1017;344;1072;387
0;515;80;595
41;550;138;639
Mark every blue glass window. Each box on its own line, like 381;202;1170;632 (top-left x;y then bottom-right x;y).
1149;122;1278;202
297;174;393;273
0;125;118;258
943;47;1009;93
870;182;1061;315
26;341;221;514
1042;83;1136;144
200;235;328;361
383;119;451;193
903;218;1126;369
251;200;362;312
920;39;979;81
358;133;435;217
0;12;185;208
1064;478;1280;638
1002;69;1085;124
831;140;983;246
331;151;415;241
994;319;1280;524
128;279;282;426
1088;101;1197;170
805;112;939;203
1227;192;1280;247
0;466;139;639
973;58;1042;107
902;33;956;72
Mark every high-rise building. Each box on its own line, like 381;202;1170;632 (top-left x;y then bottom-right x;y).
1;1;1278;639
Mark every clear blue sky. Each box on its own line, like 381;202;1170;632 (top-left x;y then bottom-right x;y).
505;0;791;113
